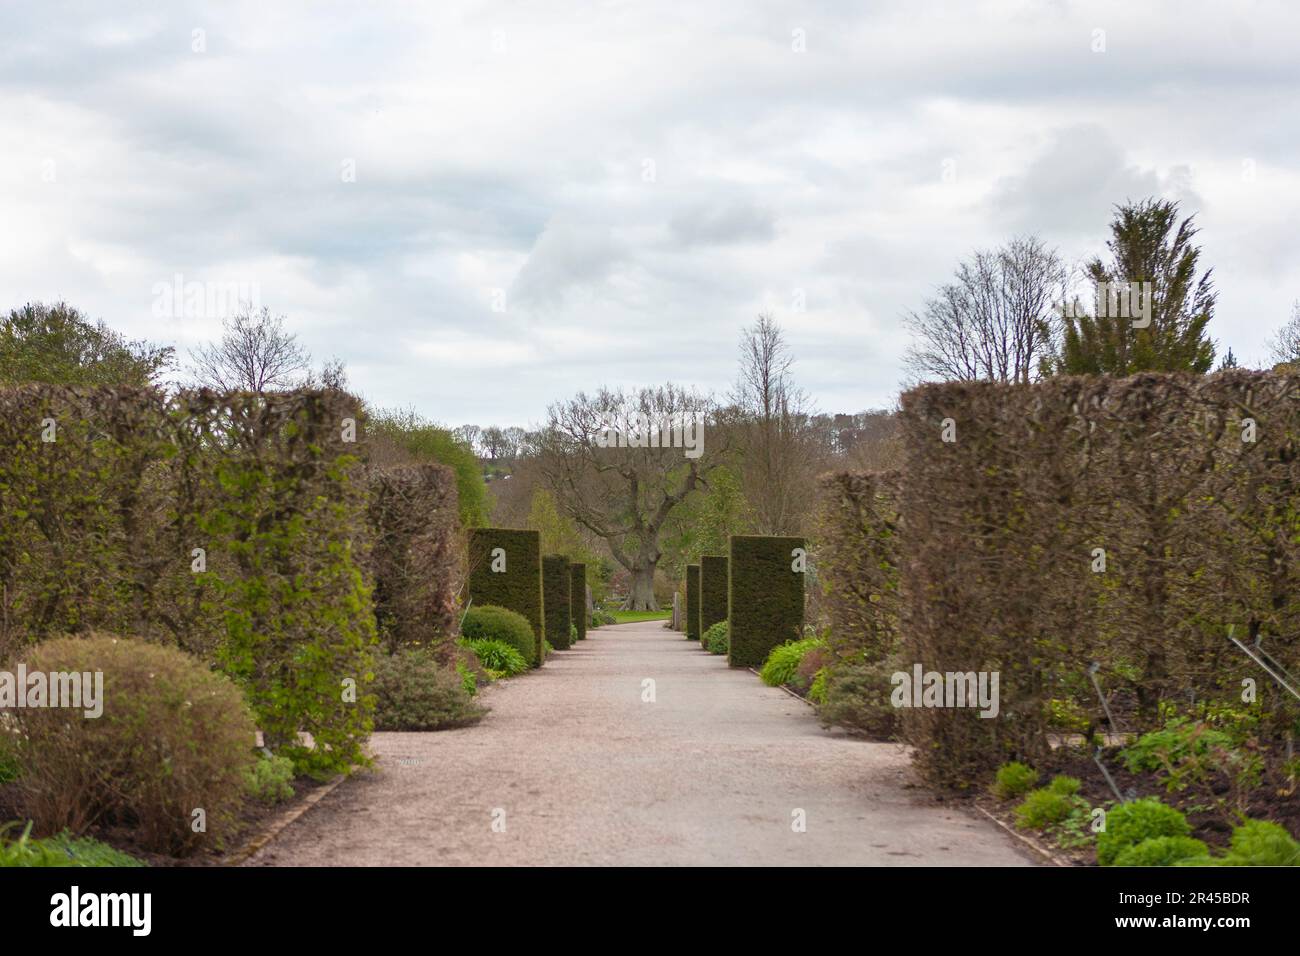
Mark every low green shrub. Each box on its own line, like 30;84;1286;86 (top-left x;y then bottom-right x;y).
455;660;478;697
816;659;900;737
808;668;828;704
244;754;295;804
1015;789;1073;830
459;638;529;677
570;623;578;643
760;638;824;687
1097;799;1191;867
460;605;537;668
5;634;257;856
703;621;729;655
1222;819;1300;866
370;650;487;731
993;762;1039;800
0;822;144;868
1113;836;1211;867
1047;775;1081;796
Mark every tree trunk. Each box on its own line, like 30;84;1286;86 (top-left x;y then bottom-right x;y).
623;564;659;610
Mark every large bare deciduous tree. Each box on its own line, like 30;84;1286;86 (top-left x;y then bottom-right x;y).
189;306;312;393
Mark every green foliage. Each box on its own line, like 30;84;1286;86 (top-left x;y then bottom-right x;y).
460;637;529;677
0;822;145;868
703;620;729;654
1113;836;1211;867
699;555;728;637
1221;819;1300;866
1097;799;1191;867
816;659;899;737
369;650;486;731
369;407;491;527
992;762;1039;800
6;635;257;856
455;659;478;696
760;638;824;687
0;302;171;387
460;605;537;669
808;668;828;704
467;529;544;666
1121;717;1232;774
542;554;572;650
1047;698;1091;734
244;754;296;804
570;563;587;642
685;565;701;640
728;535;805;667
1014;789;1074;830
1047;775;1081;796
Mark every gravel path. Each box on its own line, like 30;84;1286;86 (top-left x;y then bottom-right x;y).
246;621;1034;866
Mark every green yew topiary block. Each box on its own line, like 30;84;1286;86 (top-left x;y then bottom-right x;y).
728;535;805;668
468;528;545;666
685;564;701;640
570;563;587;642
700;555;728;644
542;554;572;650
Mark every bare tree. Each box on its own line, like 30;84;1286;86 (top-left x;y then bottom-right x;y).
903;235;1067;384
1267;300;1300;369
189;306;311;392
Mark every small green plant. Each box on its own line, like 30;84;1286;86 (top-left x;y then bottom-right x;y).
1047;775;1081;796
459;638;529;677
1221;819;1300;866
1113;835;1211;867
993;762;1039;800
460;605;538;668
570;622;578;642
455;659;478;697
1046;698;1091;734
1014;789;1073;830
244;754;295;804
1121;717;1231;777
370;650;487;731
703;621;729;655
760;638;824;687
0;822;145;868
808;668;828;704
1097;799;1191;867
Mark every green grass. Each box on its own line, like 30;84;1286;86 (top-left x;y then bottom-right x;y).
608;609;672;623
0;822;145;867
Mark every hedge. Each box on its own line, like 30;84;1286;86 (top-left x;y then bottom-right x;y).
728;535;805;667
542;554;572;650
467;528;545;666
685;564;701;641
699;555;728;645
570;563;587;641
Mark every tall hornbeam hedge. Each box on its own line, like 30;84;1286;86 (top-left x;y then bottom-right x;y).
570;563;587;641
699;555;728;646
685;565;701;640
728;535;805;667
542;554;572;649
468;528;545;665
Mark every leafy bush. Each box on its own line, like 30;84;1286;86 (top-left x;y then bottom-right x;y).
760;638;824;687
816;659;899;737
1047;775;1081;796
1015;789;1073;830
993;762;1039;800
455;659;478;697
459;638;529;677
1221;819;1300;866
6;635;256;855
0;822;145;868
244;754;295;804
704;621;729;655
461;605;537;668
808;668;828;704
1113;836;1211;867
1121;717;1233;775
370;650;486;731
1097;799;1191;867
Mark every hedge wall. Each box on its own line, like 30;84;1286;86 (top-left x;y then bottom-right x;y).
728;535;805;667
685;564;701;640
570;563;587;642
467;528;545;666
699;555;728;645
543;554;572;650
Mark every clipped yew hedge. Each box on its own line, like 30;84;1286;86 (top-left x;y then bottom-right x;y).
685;564;701;641
699;555;728;644
728;535;805;667
542;554;572;650
467;528;545;666
570;563;587;641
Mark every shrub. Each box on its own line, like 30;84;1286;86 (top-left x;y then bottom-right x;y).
760;638;824;687
1015;789;1073;830
1097;799;1191;867
1048;775;1081;796
729;535;805;667
370;650;486;731
244;754;295;804
570;563;587;642
703;621;729;655
459;638;529;677
699;555;728;637
808;668;828;704
455;659;478;697
1114;836;1211;867
0;822;145;868
1221;819;1300;866
461;605;537;668
992;762;1039;800
467;529;545;665
1121;717;1234;775
686;565;701;641
542;555;572;650
5;635;257;856
816;659;900;737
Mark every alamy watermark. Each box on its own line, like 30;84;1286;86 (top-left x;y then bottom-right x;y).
594;413;704;459
891;664;1000;718
0;664;103;718
1059;280;1152;329
151;274;261;319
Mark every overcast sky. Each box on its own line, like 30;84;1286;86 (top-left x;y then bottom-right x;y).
2;1;1297;426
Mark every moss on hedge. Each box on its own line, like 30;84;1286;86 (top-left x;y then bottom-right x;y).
468;528;545;666
728;535;805;667
570;563;587;641
685;564;701;640
700;555;728;643
543;554;572;650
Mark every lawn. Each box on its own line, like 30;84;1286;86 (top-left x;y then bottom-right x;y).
608;609;672;624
